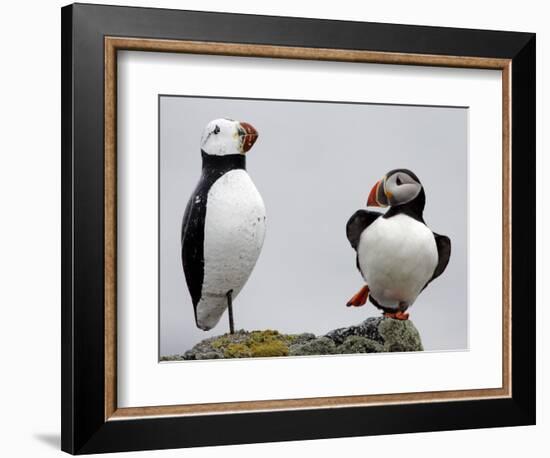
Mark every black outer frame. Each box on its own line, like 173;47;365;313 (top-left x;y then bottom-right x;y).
61;3;535;454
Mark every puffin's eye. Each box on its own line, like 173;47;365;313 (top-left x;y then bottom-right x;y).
213;125;220;134
396;175;403;186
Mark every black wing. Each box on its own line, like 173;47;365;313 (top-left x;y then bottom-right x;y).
181;188;208;308
428;233;451;284
181;166;236;311
346;210;382;251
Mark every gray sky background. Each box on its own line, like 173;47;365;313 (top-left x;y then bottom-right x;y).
159;96;468;356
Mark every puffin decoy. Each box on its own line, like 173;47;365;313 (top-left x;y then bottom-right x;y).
181;118;266;333
345;169;451;320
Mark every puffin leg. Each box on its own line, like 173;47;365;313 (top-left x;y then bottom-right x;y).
227;290;235;334
346;285;370;307
383;311;409;320
384;302;410;320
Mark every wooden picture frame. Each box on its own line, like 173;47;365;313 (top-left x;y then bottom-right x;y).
62;3;535;454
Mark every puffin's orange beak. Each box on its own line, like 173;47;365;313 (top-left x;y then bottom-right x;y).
239;122;258;153
367;180;382;207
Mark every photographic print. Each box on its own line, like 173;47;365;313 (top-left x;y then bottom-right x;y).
160;95;466;361
62;6;534;452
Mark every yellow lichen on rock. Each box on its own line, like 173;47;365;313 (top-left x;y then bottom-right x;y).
212;330;292;358
223;343;252;358
250;339;289;357
171;318;423;361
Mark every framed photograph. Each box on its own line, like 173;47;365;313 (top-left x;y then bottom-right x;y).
61;3;535;454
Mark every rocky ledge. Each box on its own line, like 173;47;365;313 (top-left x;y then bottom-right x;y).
161;317;423;361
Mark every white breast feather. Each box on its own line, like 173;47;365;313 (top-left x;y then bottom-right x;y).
196;170;266;330
357;214;438;308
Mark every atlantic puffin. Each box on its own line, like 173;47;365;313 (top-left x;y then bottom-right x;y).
181;119;266;333
345;169;451;320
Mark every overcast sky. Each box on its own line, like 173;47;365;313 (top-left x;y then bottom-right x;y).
159;96;468;356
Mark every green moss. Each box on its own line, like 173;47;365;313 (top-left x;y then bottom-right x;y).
211;336;229;350
250;340;289;357
248;329;278;343
211;332;247;350
224;343;252;358
209;330;291;358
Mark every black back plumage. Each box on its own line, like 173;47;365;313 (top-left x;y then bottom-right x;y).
181;152;246;312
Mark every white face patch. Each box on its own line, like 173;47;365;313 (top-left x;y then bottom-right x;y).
200;118;242;156
384;171;422;206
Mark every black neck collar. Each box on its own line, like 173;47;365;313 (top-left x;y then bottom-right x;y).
384;188;426;223
201;150;246;171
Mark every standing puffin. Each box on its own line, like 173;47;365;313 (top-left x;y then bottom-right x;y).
181;118;266;333
345;169;451;320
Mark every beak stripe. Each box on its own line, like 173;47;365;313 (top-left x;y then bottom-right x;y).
367;177;389;208
240;122;258;153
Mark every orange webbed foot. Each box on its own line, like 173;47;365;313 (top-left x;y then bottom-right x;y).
383;310;410;320
346;285;370;307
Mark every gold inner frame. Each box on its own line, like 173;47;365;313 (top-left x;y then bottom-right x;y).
104;37;512;421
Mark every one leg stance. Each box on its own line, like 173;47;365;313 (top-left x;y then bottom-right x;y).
227;290;235;334
346;285;370;307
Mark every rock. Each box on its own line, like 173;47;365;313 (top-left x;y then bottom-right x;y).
182;329;297;360
379;318;423;352
325;316;422;352
165;317;423;360
289;337;337;356
325;316;384;345
195;351;224;360
288;317;421;356
336;335;384;354
289;332;316;345
159;354;185;362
